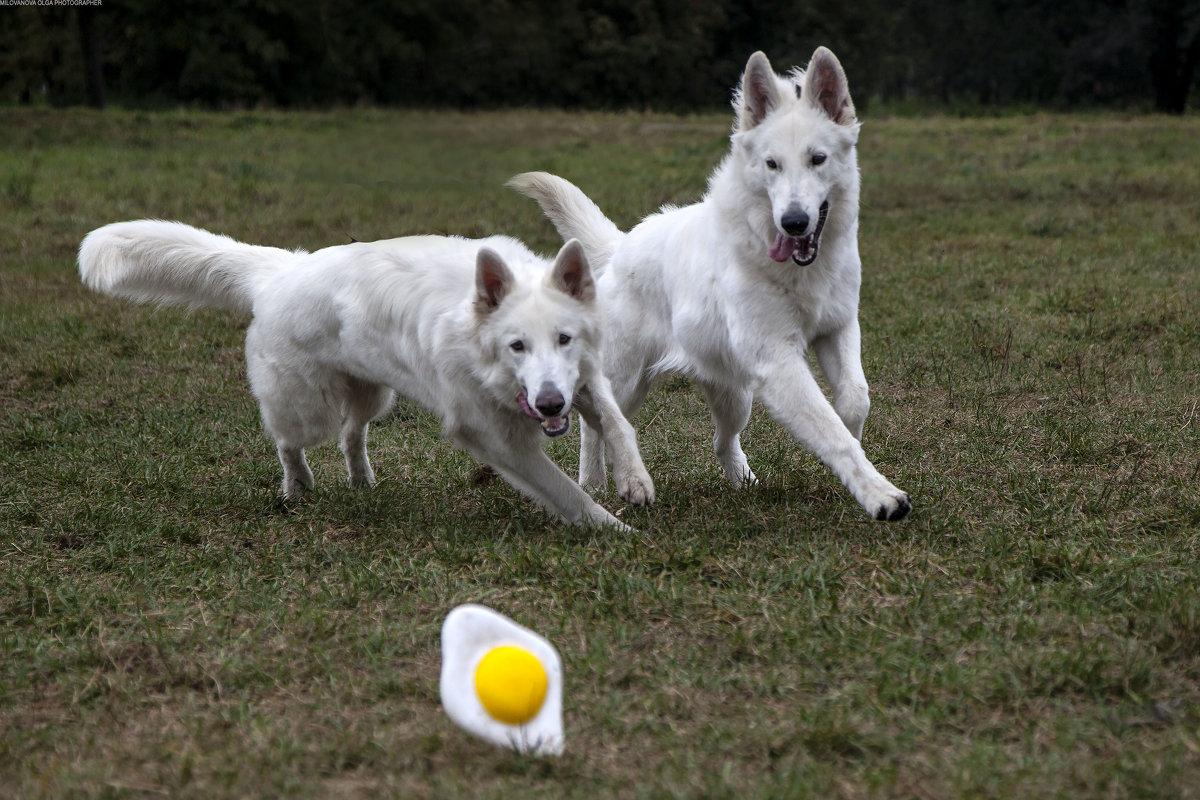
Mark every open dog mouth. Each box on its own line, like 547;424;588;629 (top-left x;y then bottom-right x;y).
768;201;830;266
516;391;571;438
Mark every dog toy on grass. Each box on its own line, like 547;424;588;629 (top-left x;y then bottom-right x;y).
439;604;564;756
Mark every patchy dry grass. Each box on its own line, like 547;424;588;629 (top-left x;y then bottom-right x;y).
1;108;1199;798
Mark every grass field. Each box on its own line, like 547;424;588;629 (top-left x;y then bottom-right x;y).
1;107;1199;798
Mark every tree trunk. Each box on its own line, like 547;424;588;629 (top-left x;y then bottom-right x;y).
1148;0;1200;113
77;8;106;109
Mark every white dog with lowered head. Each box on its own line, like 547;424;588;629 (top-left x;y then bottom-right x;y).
78;221;653;527
511;46;910;521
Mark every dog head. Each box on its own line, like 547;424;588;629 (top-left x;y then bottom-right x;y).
474;239;598;437
732;47;861;266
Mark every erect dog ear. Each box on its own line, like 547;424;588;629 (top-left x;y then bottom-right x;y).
738;51;780;131
804;47;856;126
547;239;595;304
474;247;515;315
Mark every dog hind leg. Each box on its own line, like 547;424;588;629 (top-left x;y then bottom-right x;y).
248;339;342;498
339;377;395;488
277;445;315;497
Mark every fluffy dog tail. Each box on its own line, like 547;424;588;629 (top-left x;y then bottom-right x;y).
507;172;624;276
78;220;297;313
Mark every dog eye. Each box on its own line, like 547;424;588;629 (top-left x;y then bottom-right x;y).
765;158;779;170
558;333;572;346
509;340;525;352
811;152;827;166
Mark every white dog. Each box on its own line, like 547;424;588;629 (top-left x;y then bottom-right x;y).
511;47;910;520
78;221;653;527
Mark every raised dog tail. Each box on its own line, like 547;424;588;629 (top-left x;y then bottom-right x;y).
78;220;298;313
507;172;624;277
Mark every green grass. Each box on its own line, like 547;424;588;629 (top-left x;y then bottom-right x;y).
2;107;1199;798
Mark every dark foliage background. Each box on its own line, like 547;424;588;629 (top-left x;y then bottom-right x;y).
2;0;1198;112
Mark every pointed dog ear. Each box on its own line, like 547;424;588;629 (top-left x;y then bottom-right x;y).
804;47;856;126
474;247;515;314
547;239;595;304
738;51;779;131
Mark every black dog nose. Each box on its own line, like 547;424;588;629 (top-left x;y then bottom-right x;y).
781;210;810;237
534;384;565;417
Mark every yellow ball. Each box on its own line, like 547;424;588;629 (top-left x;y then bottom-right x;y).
473;646;548;725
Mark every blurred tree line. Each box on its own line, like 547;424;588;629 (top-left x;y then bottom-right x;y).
2;0;1197;112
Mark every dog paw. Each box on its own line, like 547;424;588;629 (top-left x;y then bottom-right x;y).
584;505;633;532
579;474;608;494
578;461;609;492
347;471;377;489
718;454;757;488
281;475;314;498
729;468;758;489
615;468;655;506
874;493;912;522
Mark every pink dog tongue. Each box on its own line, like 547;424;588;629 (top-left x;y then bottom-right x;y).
516;392;540;420
768;232;797;262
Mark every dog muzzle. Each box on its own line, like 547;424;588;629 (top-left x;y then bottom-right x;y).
768;201;830;266
516;391;571;438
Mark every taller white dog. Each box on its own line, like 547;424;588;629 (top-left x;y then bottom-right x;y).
79;221;653;527
511;47;910;521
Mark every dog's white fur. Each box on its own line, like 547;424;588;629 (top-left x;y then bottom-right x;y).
78;221;653;527
510;47;910;520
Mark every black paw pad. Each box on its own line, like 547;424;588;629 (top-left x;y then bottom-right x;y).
876;494;912;521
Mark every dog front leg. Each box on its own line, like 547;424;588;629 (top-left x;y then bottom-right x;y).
575;379;655;506
754;353;910;521
577;418;608;493
456;430;631;530
579;373;653;494
698;380;757;487
812;321;870;441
